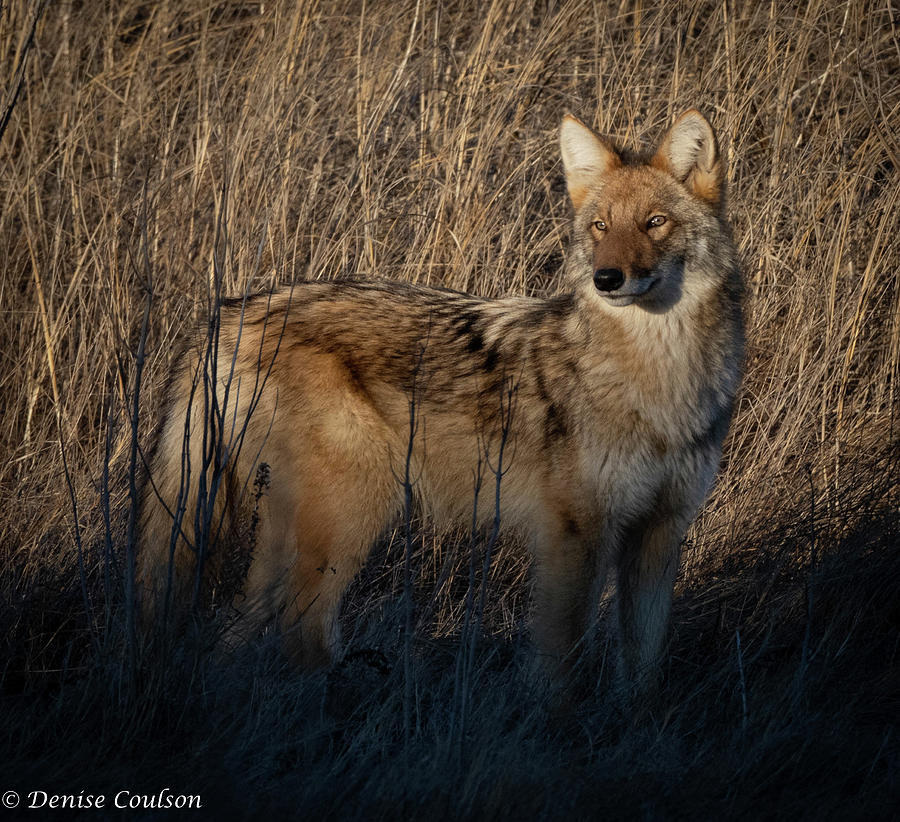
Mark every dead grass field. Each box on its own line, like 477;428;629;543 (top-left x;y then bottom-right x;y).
1;0;898;818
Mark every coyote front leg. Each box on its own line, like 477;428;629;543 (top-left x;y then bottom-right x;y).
530;519;600;673
616;511;690;691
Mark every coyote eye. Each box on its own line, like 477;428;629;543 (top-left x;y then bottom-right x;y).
592;220;607;231
647;215;667;228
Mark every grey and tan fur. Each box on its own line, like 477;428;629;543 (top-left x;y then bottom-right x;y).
138;109;743;689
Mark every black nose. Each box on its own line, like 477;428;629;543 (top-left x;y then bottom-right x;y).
594;268;625;292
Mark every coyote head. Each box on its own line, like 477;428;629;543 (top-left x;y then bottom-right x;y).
560;110;727;311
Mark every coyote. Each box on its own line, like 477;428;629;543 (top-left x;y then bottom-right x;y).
139;109;743;689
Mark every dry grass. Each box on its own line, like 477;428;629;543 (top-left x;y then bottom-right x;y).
1;0;898;818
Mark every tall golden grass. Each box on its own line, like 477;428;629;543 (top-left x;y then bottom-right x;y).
2;0;896;552
1;0;898;814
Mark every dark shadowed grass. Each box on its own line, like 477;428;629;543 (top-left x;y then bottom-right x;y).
4;462;897;819
1;0;899;817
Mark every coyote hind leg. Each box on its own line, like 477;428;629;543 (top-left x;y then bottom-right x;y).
279;455;399;669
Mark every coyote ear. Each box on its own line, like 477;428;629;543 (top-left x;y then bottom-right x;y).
560;114;621;209
652;109;723;206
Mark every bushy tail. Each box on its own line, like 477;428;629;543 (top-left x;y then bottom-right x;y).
136;380;238;640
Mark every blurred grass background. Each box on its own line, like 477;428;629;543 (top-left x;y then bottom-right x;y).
1;0;898;818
